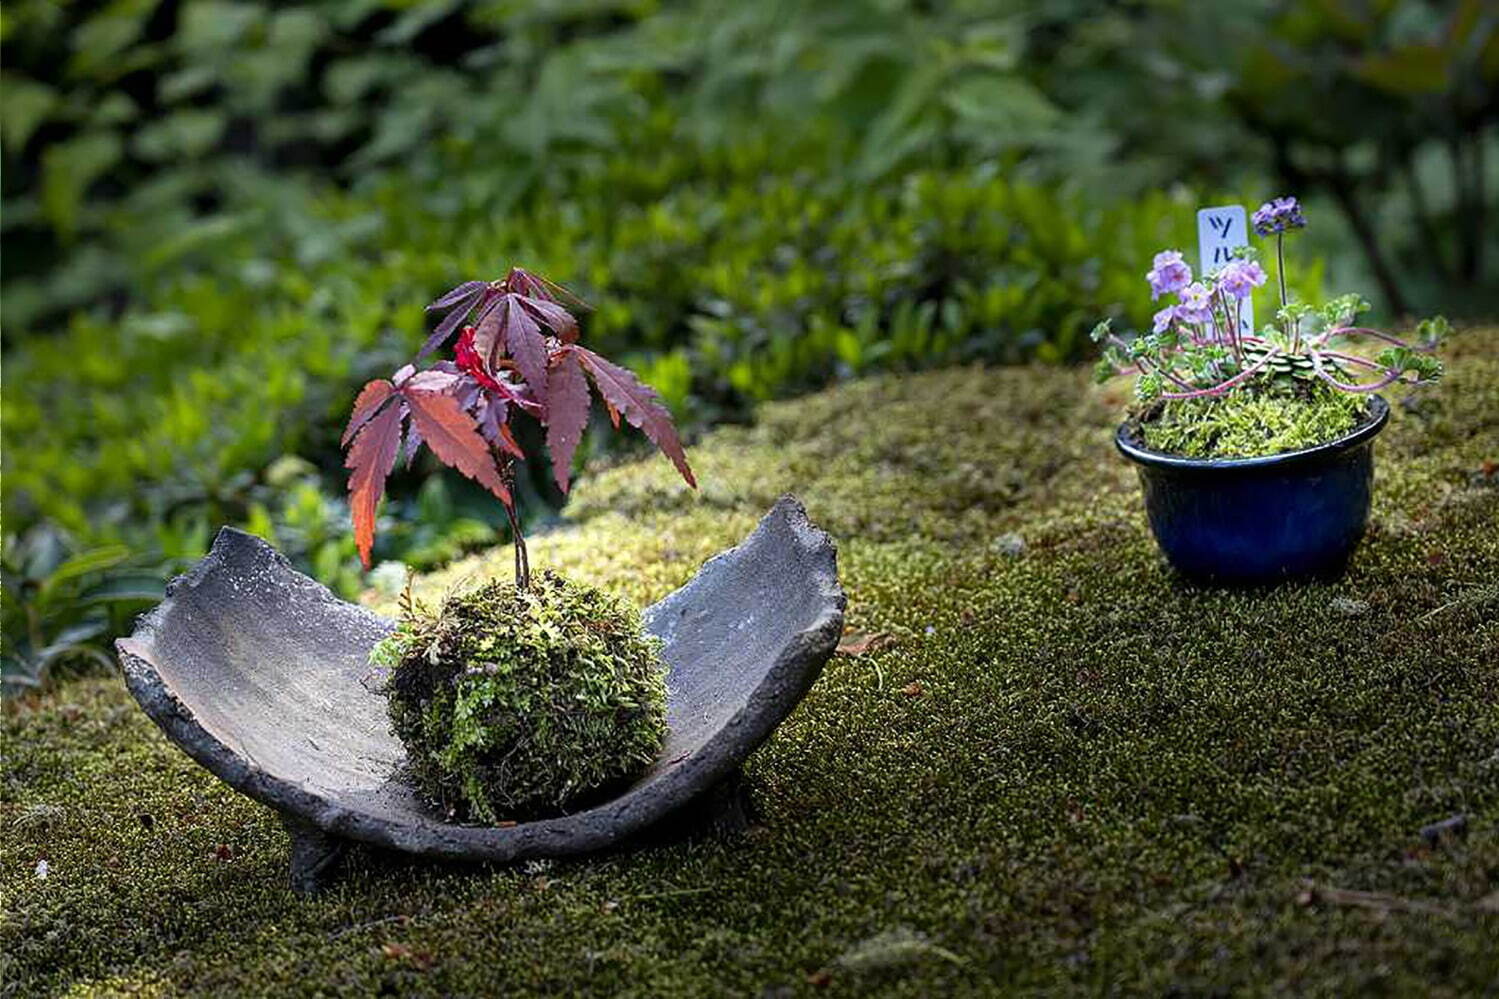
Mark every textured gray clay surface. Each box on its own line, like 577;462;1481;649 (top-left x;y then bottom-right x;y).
116;496;844;882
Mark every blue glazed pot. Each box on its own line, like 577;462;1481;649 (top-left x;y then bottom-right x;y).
1115;396;1390;585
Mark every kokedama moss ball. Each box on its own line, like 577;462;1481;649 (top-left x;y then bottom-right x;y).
371;572;668;823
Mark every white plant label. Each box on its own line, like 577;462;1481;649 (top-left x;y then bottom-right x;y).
1197;205;1254;335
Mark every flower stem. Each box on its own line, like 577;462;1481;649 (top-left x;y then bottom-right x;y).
1109;334;1198;392
1276;232;1288;311
1326;326;1435;351
1276;232;1294;350
1213;286;1244;366
1318;350;1387;370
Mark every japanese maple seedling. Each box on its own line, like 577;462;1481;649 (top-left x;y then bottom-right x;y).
343;267;696;588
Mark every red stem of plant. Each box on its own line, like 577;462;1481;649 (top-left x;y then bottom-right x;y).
499;457;530;591
1109;334;1198;392
1323;326;1436;351
1317;351;1387;370
1159;348;1279;400
1308;351;1406;393
1213;286;1244;366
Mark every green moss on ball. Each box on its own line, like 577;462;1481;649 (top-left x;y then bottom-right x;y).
371;572;668;823
1138;379;1368;459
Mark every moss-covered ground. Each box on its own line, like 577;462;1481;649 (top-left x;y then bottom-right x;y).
4;332;1497;997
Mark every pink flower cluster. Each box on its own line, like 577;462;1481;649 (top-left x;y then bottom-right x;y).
1147;253;1265;335
1145;250;1192;300
1217;259;1267;300
1252;196;1306;236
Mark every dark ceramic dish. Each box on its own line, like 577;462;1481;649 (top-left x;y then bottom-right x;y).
1115;395;1390;585
116;496;844;892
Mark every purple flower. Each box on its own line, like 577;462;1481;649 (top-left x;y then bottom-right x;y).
1216;259;1267;299
1151;306;1178;334
1175;282;1215;325
1146;250;1193;300
1252;196;1307;236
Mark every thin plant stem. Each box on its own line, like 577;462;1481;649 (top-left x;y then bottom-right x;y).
1308;351;1405;393
1326;326;1438;350
1318;350;1387;370
1159;348;1278;400
499;458;530;591
1276;233;1288;310
1212;287;1243;366
1232;295;1244;363
1108;334;1197;391
1276;231;1292;350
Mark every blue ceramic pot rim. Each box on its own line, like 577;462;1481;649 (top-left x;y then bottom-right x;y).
1115;394;1390;472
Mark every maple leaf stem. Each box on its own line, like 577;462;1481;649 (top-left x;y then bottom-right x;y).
498;456;530;591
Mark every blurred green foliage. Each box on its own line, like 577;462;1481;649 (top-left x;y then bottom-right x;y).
0;525;162;693
3;164;1231;576
2;0;1492;689
1056;0;1499;316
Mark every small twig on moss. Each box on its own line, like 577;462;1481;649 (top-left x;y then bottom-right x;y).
1383;584;1498;639
1297;881;1460;920
1412;585;1498;624
622;886;719;903
330;914;413;940
831;927;969;976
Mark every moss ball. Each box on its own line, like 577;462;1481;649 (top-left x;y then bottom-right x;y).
371;572;668;823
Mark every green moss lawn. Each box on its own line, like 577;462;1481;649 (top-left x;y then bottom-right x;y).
5;332;1498;996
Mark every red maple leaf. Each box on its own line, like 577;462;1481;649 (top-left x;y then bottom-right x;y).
518;294;578;343
344;266;694;585
455;327;503;392
419;281;489;359
342;379;396;447
346;400;405;568
544;350;591;493
404;390;510;507
572;346;696;488
499;297;549;404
